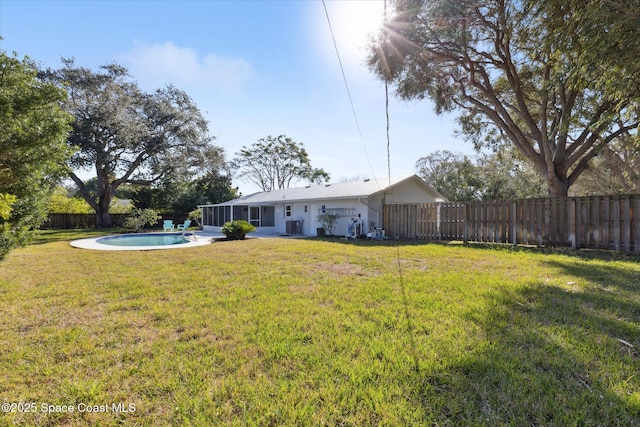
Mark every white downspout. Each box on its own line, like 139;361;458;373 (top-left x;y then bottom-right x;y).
358;198;380;234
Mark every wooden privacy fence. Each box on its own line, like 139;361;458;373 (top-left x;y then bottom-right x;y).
43;213;130;229
43;213;188;229
384;194;640;253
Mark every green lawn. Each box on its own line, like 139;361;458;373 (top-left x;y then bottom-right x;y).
1;230;640;426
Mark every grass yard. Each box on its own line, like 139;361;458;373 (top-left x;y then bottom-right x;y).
1;230;640;426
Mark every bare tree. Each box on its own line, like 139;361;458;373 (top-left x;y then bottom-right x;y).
232;135;330;191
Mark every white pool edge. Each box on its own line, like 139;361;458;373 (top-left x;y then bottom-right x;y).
70;232;213;251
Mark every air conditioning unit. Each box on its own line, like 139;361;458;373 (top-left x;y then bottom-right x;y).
286;220;302;235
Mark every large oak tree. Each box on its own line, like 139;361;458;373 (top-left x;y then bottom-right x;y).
370;0;640;196
42;60;220;227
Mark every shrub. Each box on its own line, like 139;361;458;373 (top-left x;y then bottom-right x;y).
188;208;202;228
317;214;338;236
124;208;161;232
220;220;255;240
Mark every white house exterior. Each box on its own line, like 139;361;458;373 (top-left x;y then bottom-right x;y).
199;175;445;236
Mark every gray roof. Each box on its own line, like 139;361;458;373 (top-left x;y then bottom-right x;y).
200;174;444;206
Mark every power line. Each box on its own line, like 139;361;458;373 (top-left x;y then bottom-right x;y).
385;80;391;187
321;0;377;184
384;0;392;187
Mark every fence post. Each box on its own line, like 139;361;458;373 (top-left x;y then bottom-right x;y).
510;201;517;246
463;202;468;244
436;203;442;240
634;195;640;254
568;198;577;249
613;197;621;251
623;196;631;252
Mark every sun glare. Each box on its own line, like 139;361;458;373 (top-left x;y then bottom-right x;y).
327;0;386;64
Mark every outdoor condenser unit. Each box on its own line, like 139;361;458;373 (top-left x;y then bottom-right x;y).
286;220;302;235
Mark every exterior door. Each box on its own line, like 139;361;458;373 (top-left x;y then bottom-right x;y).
249;206;260;227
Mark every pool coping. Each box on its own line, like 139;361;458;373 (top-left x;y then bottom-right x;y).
70;232;214;251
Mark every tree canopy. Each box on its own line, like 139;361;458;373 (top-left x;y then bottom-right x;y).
416;149;546;201
124;170;239;214
539;0;640;99
48;186;93;214
232;135;330;192
0;50;72;260
370;0;640;197
42;59;223;227
415;151;483;201
571;130;640;195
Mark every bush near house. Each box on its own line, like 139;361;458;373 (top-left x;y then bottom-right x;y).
220;220;255;240
317;213;338;236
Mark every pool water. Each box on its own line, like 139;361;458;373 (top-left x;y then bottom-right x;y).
70;232;211;251
97;233;190;247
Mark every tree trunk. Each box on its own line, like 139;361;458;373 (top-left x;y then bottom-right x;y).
96;206;112;228
95;194;113;228
548;177;569;197
529;155;570;197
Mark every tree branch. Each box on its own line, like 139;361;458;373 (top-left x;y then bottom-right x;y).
68;172;98;211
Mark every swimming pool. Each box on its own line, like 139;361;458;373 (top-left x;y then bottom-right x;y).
98;233;189;247
70;232;212;251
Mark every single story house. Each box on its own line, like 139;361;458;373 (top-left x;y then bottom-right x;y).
199;174;446;236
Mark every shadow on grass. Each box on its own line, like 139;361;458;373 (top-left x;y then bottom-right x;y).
460;241;640;262
405;259;640;424
305;236;437;249
310;233;640;423
543;257;640;291
308;236;640;262
30;228;126;245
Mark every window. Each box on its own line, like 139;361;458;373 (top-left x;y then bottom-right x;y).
285;205;292;217
207;206;232;226
202;207;212;226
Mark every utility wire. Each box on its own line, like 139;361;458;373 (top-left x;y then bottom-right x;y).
384;0;392;187
383;0;418;372
322;0;414;370
385;79;391;187
321;0;377;184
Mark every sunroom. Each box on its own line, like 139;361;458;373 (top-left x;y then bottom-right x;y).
201;204;275;229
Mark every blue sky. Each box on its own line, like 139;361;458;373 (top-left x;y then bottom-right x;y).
1;0;469;194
